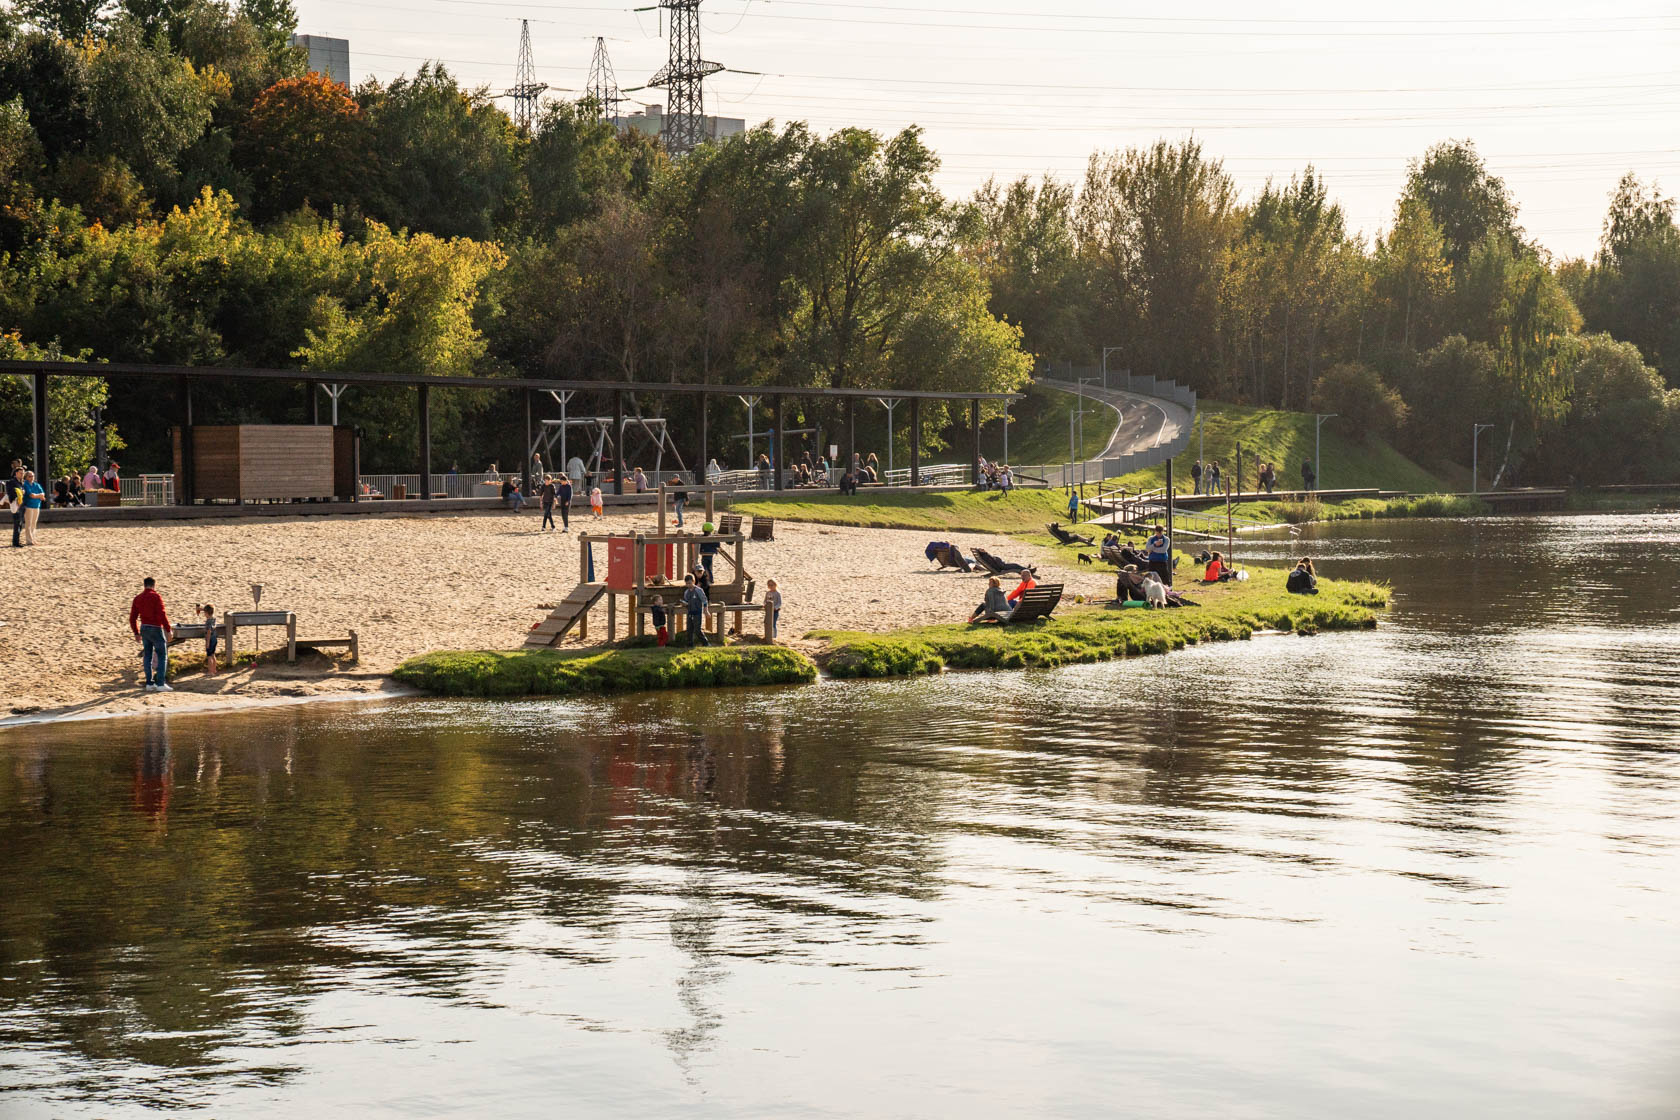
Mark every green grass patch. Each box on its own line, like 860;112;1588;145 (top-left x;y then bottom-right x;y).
1106;399;1445;495
393;643;818;697
813;569;1389;679
731;487;1075;534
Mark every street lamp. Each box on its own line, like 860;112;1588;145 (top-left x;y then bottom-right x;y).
1101;346;1123;392
1472;423;1494;494
1077;376;1101;490
1314;413;1336;493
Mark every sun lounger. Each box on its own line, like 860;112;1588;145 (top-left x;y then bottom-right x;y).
1047;523;1094;546
972;547;1035;576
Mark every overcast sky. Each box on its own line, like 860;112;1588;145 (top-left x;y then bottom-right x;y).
293;0;1680;260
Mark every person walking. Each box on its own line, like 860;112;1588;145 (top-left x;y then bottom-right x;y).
129;577;175;692
1145;523;1173;586
557;474;573;531
589;484;604;519
1208;461;1222;496
6;466;25;548
670;478;687;528
682;574;710;647
1301;460;1316;493
20;470;45;545
763;579;782;640
1190;459;1203;496
633;466;648;494
540;475;557;531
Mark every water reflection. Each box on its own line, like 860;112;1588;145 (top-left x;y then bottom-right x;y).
2;514;1679;1117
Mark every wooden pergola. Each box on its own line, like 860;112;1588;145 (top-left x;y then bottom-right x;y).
3;360;1019;504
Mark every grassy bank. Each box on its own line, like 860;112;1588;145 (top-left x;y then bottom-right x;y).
1217;493;1492;525
731;487;1074;534
812;568;1388;679
1108;400;1445;495
988;380;1117;464
394;644;818;697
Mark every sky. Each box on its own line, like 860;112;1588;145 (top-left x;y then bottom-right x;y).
292;0;1680;260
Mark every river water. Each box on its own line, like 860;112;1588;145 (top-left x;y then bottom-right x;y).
3;514;1679;1118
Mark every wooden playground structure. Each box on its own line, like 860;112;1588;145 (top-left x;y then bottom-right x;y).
523;484;774;649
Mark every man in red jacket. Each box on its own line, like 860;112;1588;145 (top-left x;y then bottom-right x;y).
129;577;174;692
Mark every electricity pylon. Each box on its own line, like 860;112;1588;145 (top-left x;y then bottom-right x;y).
503;19;547;132
586;36;625;123
647;0;722;156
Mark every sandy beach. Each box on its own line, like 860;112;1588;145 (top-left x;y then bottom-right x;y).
0;506;1114;720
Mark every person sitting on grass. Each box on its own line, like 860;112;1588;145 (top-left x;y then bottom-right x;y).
1286;557;1319;595
970;577;1015;624
682;575;710;646
1202;551;1227;583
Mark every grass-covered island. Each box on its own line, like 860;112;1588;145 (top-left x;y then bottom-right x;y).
394;643;819;697
814;568;1389;679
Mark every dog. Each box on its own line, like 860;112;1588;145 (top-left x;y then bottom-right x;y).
1140;572;1169;610
1077;553;1095;565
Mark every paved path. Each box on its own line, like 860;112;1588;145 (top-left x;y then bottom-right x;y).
1038;379;1195;462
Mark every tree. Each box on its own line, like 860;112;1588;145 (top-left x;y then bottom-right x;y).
12;0;112;39
0;32;96;163
1368;197;1451;354
0;333;125;472
359;63;516;240
517;98;635;237
237;0;295;54
1534;333;1677;483
1571;173;1680;386
1402;139;1521;269
1076;138;1237;390
82;23;218;199
240;72;371;220
1311;361;1408;438
969;175;1087;364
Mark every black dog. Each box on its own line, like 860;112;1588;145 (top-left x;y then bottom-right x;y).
1077;553;1095;565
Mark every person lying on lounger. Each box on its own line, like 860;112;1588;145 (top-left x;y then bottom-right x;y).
1047;522;1095;546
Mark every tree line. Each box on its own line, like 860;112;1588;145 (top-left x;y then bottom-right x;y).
2;0;1677;485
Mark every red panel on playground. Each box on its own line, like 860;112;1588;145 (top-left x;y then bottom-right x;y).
606;539;676;590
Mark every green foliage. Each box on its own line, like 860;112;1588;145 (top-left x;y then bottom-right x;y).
971;175;1087;362
816;570;1390;679
1534;334;1680;484
0;333;124;471
1402;139;1521;269
240;72;370;220
12;0;111;40
1570;174;1680;387
82;24;217;199
1312;361;1408;438
1224;494;1490;524
393;643;818;697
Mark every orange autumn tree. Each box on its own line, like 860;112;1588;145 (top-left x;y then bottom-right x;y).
241;71;372;221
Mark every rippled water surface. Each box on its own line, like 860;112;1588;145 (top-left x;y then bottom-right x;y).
4;514;1680;1118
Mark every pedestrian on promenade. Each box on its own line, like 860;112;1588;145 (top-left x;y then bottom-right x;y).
83;464;100;493
6;466;25;547
1301;460;1316;493
1190;459;1203;495
1208;461;1222;496
129;577;175;692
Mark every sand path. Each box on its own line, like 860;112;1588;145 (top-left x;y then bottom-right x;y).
0;508;1115;720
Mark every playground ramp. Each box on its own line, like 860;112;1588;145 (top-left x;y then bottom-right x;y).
523;582;608;649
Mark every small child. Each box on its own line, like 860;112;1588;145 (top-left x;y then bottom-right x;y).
651;599;669;647
589;485;604;518
763;579;782;641
200;603;219;675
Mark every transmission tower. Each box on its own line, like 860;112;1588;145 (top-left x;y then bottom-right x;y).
647;0;723;157
503;20;548;132
586;36;624;123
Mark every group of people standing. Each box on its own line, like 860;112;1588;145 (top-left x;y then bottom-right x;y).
1188;456;1306;496
6;459;121;546
976;458;1015;491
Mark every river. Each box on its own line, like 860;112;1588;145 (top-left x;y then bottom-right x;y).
3;513;1678;1118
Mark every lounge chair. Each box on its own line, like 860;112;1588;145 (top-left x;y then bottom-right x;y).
972;547;1036;576
1047;522;1094;546
926;541;974;571
1003;583;1062;624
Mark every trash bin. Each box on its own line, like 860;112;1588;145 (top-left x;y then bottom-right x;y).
393;483;407;499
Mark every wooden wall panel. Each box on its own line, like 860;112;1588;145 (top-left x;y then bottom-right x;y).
235;426;335;500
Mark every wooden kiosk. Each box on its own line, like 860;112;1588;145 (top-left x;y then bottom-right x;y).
523;484;774;648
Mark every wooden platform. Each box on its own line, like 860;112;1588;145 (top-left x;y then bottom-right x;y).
524;582;608;648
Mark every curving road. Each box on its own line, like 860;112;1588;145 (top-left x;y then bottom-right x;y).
1038;378;1193;464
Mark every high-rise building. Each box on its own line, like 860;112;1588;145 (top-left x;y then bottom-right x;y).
613;103;745;146
290;34;351;87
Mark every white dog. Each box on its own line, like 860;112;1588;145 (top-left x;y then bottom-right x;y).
1141;572;1169;609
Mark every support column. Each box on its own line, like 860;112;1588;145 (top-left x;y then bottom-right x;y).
612;390;625;495
308;380;320;424
418;384;432;501
697;393;708;483
175;375;194;506
31;371;49;485
771;395;783;491
523;388;534;496
969;399;981;484
909;396;921;486
846;396;856;472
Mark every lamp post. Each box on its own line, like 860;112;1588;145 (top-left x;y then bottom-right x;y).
1077;376;1101;491
1101;346;1123;392
1472;423;1494;494
1314;413;1336;493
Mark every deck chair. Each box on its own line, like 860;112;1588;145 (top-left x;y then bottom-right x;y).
750;516;775;541
717;513;742;535
928;542;974;571
972;547;1035;576
1002;583;1062;624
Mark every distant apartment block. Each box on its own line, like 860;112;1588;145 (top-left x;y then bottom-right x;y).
614;103;746;145
290;34;351;87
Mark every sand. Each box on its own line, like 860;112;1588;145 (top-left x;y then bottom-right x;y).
0;507;1116;721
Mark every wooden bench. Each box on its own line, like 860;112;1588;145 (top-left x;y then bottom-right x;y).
297;630;359;663
711;600;774;642
750;516;775;542
1002;583;1062;625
